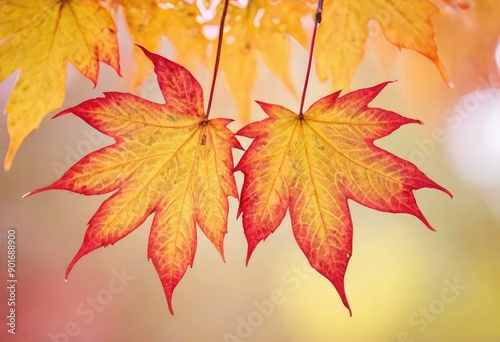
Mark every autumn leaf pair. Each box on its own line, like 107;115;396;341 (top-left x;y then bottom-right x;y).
28;47;451;315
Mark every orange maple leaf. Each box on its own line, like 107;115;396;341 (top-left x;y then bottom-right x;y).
0;0;120;169
236;82;451;314
316;0;452;90
27;47;241;314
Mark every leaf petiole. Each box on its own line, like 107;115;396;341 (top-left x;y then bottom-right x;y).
205;0;230;119
299;0;323;116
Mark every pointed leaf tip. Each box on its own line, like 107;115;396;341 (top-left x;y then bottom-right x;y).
167;300;175;315
134;45;205;117
65;250;85;281
245;247;254;267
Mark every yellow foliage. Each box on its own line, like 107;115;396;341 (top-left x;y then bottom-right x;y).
0;0;119;169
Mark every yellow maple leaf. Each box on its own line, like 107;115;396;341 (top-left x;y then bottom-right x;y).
0;0;119;170
121;0;207;87
316;0;452;91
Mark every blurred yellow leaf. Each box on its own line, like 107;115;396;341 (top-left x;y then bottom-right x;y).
0;0;120;169
315;0;452;91
122;0;207;87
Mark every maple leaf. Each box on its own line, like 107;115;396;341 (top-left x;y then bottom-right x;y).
121;0;207;87
27;46;241;314
212;0;312;122
0;0;120;170
315;0;452;91
236;82;451;314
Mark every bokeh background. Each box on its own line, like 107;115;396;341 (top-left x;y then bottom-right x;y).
1;3;500;341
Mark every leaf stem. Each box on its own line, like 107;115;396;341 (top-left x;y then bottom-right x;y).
206;0;230;119
299;0;323;116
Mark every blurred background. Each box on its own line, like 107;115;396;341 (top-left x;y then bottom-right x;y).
1;2;500;341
